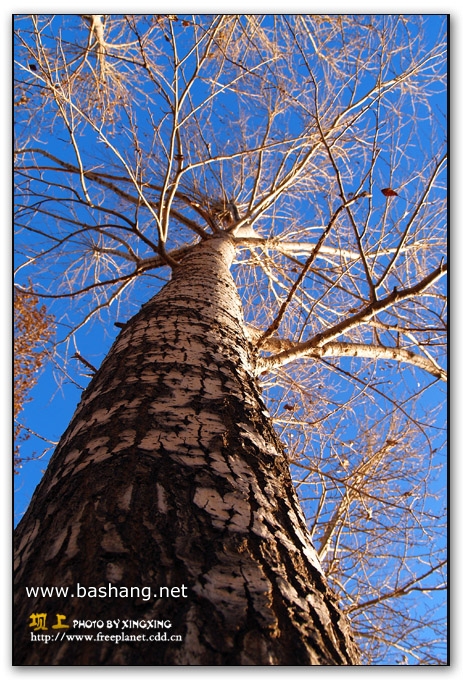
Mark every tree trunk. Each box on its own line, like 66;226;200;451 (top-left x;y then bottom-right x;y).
14;235;360;666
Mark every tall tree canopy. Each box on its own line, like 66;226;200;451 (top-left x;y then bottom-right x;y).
14;14;447;664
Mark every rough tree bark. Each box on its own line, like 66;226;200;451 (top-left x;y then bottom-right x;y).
14;234;360;666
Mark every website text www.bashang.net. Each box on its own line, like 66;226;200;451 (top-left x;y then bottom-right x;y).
25;583;188;602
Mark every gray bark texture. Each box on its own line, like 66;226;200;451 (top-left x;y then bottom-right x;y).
14;235;360;666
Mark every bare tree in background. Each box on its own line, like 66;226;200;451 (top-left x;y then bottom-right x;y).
14;15;447;665
14;288;55;472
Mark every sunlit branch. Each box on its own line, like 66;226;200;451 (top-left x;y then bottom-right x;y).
15;270;136;300
258;336;446;382
258;261;447;372
295;460;418;515
346;560;447;613
255;190;372;349
375;154;447;291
